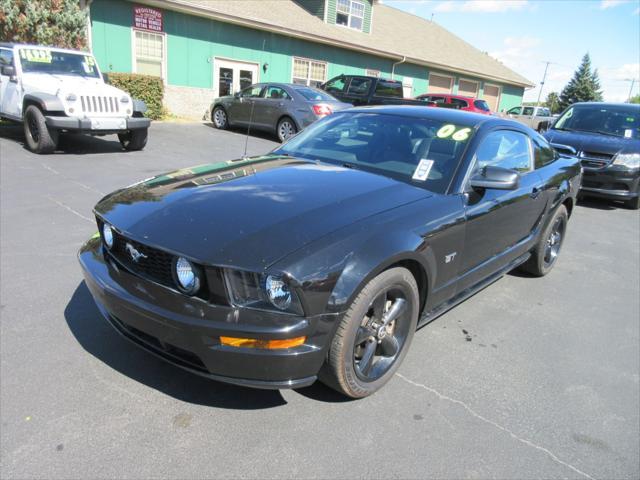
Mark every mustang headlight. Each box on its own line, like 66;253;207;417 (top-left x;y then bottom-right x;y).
102;222;114;249
224;270;303;315
174;257;201;294
613;153;640;169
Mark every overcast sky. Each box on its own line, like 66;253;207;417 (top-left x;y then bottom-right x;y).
387;0;640;102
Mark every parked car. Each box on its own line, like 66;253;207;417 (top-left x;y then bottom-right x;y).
210;82;350;142
544;102;640;209
320;74;427;107
415;93;492;114
500;105;555;132
80;106;580;398
0;42;150;154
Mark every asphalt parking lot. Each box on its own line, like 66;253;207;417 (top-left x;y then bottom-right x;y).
1;122;639;479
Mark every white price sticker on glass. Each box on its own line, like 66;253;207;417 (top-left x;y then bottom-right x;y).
624;129;633;139
412;159;434;182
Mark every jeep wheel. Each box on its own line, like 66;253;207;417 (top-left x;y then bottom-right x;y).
118;128;148;151
320;267;419;398
24;105;58;154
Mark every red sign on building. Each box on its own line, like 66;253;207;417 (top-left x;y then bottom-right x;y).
133;5;163;32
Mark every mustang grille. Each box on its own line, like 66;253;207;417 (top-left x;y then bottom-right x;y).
80;95;120;114
110;232;175;287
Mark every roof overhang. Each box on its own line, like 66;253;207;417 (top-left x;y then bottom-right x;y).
129;0;534;88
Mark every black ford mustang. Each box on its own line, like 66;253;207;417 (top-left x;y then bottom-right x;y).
79;106;581;398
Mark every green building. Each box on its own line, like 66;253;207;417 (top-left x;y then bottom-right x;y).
88;0;534;119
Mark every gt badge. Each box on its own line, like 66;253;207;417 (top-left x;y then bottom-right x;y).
445;252;457;263
125;243;147;263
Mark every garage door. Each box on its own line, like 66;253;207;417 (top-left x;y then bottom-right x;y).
482;84;501;112
458;79;478;97
428;74;453;93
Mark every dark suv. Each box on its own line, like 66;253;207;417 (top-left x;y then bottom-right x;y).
544;102;640;209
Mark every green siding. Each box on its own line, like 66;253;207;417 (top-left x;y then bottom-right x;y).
89;0;524;108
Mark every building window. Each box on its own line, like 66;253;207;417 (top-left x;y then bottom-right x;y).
336;0;365;31
366;69;380;77
133;30;164;78
292;57;327;87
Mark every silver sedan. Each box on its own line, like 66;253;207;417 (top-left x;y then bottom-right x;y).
210;83;351;142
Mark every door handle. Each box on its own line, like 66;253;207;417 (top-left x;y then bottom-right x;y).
278;102;284;107
530;187;542;199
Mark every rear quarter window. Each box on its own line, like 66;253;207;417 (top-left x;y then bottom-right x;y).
533;134;558;168
374;81;403;98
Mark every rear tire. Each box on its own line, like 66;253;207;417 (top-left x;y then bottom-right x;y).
625;195;640;210
520;205;568;277
276;117;297;142
118;128;148;151
320;267;419;398
23;105;58;154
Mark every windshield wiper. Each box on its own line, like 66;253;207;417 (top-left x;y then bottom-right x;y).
594;130;623;138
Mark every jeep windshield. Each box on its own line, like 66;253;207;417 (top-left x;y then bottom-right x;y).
18;48;100;79
553;104;640;139
273;112;474;194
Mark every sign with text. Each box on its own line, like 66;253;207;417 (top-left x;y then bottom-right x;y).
133;5;163;32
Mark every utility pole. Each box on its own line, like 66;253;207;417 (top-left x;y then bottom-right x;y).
624;78;636;102
535;61;551;108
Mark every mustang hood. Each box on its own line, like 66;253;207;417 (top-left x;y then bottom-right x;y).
95;156;431;270
544;129;640;155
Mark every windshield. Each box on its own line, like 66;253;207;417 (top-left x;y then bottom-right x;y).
295;87;336;102
274;112;474;194
18;48;100;78
554;104;639;139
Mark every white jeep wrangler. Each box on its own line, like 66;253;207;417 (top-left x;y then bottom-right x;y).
0;43;150;154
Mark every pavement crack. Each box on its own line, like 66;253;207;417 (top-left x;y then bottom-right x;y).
45;196;94;224
395;373;596;480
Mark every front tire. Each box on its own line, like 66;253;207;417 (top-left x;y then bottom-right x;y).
520;205;568;277
276;117;297;142
320;267;420;398
212;106;228;129
118;128;148;151
23;105;58;154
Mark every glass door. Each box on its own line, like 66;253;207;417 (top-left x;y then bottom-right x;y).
214;59;259;97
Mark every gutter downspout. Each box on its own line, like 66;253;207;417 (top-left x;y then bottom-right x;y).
391;56;406;80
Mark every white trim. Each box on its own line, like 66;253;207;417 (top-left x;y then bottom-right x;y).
457;77;479;97
323;0;328;22
212;57;260;98
481;82;502;112
131;28;167;84
291;56;328;86
428;72;454;93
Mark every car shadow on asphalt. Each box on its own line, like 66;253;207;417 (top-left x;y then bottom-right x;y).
203;122;280;144
64;282;348;407
0;124;126;155
576;197;622;211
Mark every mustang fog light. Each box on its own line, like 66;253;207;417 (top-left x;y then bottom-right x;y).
265;275;292;310
175;257;200;294
220;336;306;349
102;223;114;249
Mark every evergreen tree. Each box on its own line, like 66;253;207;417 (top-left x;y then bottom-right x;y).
558;53;603;111
0;0;87;50
545;92;560;114
629;94;640;104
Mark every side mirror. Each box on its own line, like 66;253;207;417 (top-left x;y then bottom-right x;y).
102;73;110;84
1;65;16;79
470;166;520;190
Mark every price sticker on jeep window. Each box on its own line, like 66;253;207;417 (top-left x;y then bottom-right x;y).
436;124;471;141
23;49;52;63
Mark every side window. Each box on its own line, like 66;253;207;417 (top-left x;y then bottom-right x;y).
429;96;447;104
450;98;468;108
532;134;557;168
522;107;535;116
347;77;371;95
507;107;521;115
324;76;347;94
241;85;263;98
0;48;14;67
265;86;291;100
474;130;532;173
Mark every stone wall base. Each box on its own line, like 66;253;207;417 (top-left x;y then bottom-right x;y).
163;84;214;121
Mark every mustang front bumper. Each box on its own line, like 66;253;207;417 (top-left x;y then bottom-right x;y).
78;237;336;390
580;165;640;201
45;116;150;133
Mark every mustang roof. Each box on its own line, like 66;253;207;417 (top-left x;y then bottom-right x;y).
135;0;534;88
